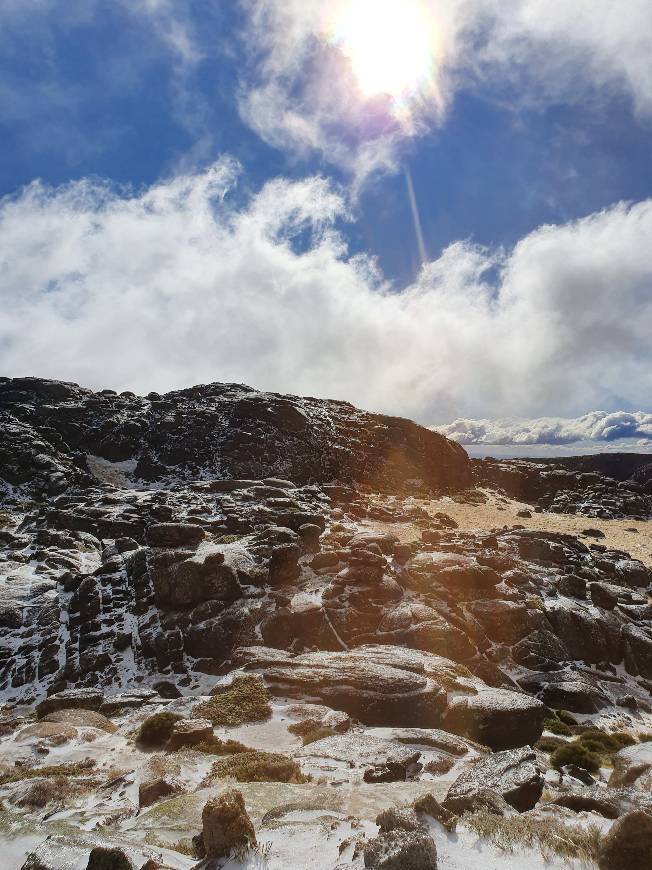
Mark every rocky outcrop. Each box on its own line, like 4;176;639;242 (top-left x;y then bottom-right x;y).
0;377;471;495
474;456;652;519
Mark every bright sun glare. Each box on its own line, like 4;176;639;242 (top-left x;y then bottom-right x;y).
328;0;437;103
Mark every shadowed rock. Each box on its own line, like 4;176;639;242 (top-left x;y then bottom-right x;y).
444;747;544;812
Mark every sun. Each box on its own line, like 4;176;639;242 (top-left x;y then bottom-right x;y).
327;0;438;103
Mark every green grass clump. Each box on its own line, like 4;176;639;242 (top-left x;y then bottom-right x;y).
137;711;183;747
194;675;272;727
464;810;601;863
547;728;638;770
208;750;309;784
0;760;96;785
535;736;566;753
550;743;601;773
192;735;249;756
556;710;579;726
544;718;572;737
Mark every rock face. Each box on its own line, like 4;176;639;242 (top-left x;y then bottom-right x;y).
3;375;652;869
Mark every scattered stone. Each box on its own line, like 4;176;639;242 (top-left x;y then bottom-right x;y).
138;777;182;808
165;718;213;751
413;793;458;832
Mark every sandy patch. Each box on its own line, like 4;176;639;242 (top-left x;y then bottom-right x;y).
364;489;652;566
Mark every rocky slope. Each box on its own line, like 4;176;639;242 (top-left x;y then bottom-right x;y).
1;377;652;869
474;456;652;519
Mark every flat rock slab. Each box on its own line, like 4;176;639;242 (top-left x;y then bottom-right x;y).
298;733;421;768
36;688;104;718
237;645;449;728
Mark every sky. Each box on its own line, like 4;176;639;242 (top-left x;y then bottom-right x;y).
1;1;652;451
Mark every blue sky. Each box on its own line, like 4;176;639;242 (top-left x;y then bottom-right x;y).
2;0;652;446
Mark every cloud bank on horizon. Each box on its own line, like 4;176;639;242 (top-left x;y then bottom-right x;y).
1;1;652;434
434;411;652;449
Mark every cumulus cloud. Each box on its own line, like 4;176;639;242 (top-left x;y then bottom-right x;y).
2;160;652;424
238;0;652;182
435;412;652;447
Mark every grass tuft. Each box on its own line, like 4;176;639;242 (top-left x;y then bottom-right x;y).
464;809;601;862
0;760;96;786
193;675;272;727
550;743;601;773
192;735;249;756
544;718;572;737
287;720;336;745
137;711;183;747
207;750;309;784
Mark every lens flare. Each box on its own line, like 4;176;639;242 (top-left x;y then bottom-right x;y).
326;0;440;112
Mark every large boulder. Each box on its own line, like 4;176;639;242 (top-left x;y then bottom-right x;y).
444;747;544;813
442;688;545;750
145;523;205;548
148;550;241;608
236;646;447;728
201;789;257;860
597;809;652;870
609;743;652;790
363;830;437;870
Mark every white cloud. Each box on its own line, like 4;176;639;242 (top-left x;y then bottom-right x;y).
2;160;652;424
435;412;652;447
238;0;652;182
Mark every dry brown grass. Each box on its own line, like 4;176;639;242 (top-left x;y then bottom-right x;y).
464;809;602;863
287;720;336;745
206;750;309;784
0;759;96;785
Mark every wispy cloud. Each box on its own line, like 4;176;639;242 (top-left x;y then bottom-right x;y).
2;160;652;423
